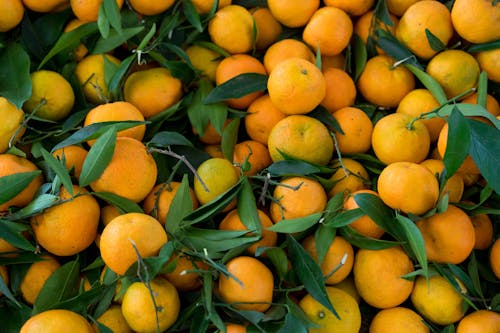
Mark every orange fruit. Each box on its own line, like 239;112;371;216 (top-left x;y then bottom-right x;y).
0;153;44;212
302;235;354;285
371;113;430;165
20;255;61;305
83;101;146;145
267;115;334;165
251;7;282;50
396;88;446;142
93;304;132;333
143;182;199;225
244;94;287;146
456;310;500;333
0;97;26;154
263;38;315;74
190;0;231;14
462;92;500;117
74;53;121;104
490;238;500;279
63;18;88;61
354;9;399;54
31;185;100;256
23;70;75;121
89;137;158;203
185;44;222;82
123;67;183;118
353;246;415;309
193;119;230;145
267;57;327;114
299;286;361;333
426;49;480;100
324;0;374;16
219;208;277;255
420;159;464;203
203;144;224;158
332;106;373;154
267;0;320;28
162;252;208;292
208;5;255;54
222;323;247;333
20;309;93;333
303;6;353;56
395;0;454;60
100;204;121;227
357;55;415;108
0;238;17;254
369;307;430;333
70;0;124;22
437;122;480;175
411;274;468;325
99;212;168;275
22;0;69;13
269;176;327;223
377;161;439;215
471;213;493;250
193;157;240;208
121;277;180;332
344;190;385;239
232;140;272;176
451;0;500;44
0;0;24;32
128;0;175;16
321;53;346;71
386;0;421;16
331;275;361;304
215;54;267;109
321;68;357;113
218;256;274;312
327;158;370;198
475;48;500;83
52;145;88;180
416;205;475;264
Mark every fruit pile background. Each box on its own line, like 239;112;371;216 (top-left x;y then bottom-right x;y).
0;0;499;332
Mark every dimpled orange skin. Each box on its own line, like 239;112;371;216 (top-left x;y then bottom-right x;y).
20;309;93;333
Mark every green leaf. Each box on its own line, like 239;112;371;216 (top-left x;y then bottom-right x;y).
221;117;240;161
267;213;323;233
33;260;81;315
79;127;117;187
314;224;336;265
267;160;324;177
150;131;195;147
166;175;195;235
353;193;397;238
467;40;500;53
0;299;31;333
0;43;32;108
353;34;367;82
40;148;74;196
286;235;338;318
137;23;156;51
376;29;422;69
405;64;447;104
183;0;203;32
92;26;144;55
93;192;143;213
125;242;175;281
395;213;428;279
476;71;488;108
467;118;500;194
425;29;446;52
237;177;262;234
204;73;268;104
0;171;42;206
323;208;365;228
339;226;402;250
107;54;135;101
183;228;259;256
97;5;110;38
308;105;344;134
0;272;21;307
102;0;122;35
0;219;34;251
187;79;224;137
443;108;470;179
262;246;289;281
436;103;500;130
7;194;59;220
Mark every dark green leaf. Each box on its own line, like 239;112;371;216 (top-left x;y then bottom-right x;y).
137;23;156;50
183;0;203;32
33;260;80;315
436;104;500;129
97;5;110;38
425;29;446;52
0;219;35;251
79;127;117;187
262;247;289;281
314;224;336;265
40;148;74;196
187;79;219;136
93;192;143;213
267;160;322;177
373;0;394;26
467;40;500;53
183;228;258;255
323;208;365;228
353;193;397;237
150;131;194;147
467;118;500;194
0;273;21;307
353;34;367;82
102;0;122;35
267;213;322;233
476;71;488;108
0;300;31;333
308;105;344;134
58;284;110;315
107;54;135;101
204;73;268;104
405;64;447;104
0;171;42;206
286;235;338;318
376;29;422;69
0;43;32;108
221;117;240;161
339;226;402;250
443;108;470;179
7;194;59;220
125;242;175;281
92;26;144;54
237;177;262;234
166;175;195;234
395;213;428;279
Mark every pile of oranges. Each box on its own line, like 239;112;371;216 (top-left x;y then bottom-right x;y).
0;0;499;332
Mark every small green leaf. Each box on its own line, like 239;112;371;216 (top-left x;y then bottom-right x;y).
40;148;74;196
0;171;42;206
0;219;34;251
443;108;470;179
339;226;402;250
376;29;422;69
93;192;143;214
204;73;268;104
79;127;117;187
323;208;365;228
0;43;32;108
125;242;175;281
137;23;156;51
425;29;446;52
405;64;447;104
309;105;344;134
150;131;194;147
353;34;367;82
183;0;203;32
467;40;500;53
92;26;144;55
237;177;262;234
166;175;195;234
97;5;110;38
183;228;258;256
314;224;336;265
287;235;338;318
0;271;21;307
353;193;397;238
187;79;220;137
7;194;59;220
262;247;289;281
436;103;500;130
33;260;80;315
267;160;323;177
395;213;428;279
107;54;135;101
102;0;122;35
476;71;488;108
221;117;240;161
267;212;322;233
